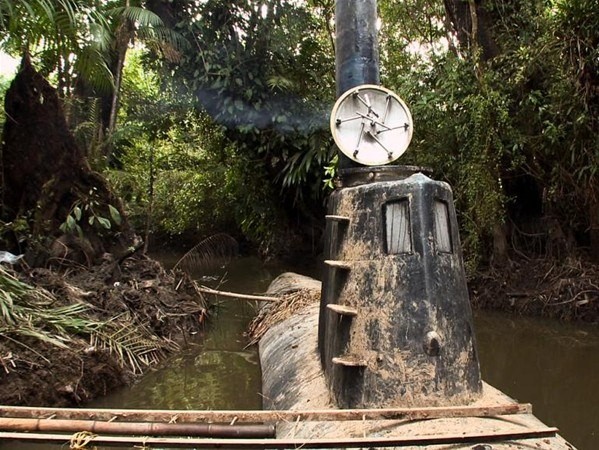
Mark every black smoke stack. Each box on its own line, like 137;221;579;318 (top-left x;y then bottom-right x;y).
335;0;380;169
335;0;380;95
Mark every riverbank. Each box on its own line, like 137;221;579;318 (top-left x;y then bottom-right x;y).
469;256;599;323
0;255;207;406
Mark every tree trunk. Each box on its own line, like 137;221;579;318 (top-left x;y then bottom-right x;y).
491;222;509;267
1;55;135;264
443;0;500;61
103;4;135;162
589;197;599;262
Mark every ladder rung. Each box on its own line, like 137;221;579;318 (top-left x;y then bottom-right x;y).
325;214;350;223
332;356;367;367
327;304;358;317
324;260;351;270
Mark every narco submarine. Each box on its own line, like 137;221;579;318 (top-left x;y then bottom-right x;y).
257;0;576;448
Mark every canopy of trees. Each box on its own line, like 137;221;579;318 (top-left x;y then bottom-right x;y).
1;0;597;267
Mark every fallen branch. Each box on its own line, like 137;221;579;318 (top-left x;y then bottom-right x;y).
198;286;280;302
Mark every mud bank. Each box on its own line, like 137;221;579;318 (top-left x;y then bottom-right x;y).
0;255;207;407
469;257;599;323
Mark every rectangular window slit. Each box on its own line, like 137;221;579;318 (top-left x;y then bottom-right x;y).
434;200;452;253
384;199;412;254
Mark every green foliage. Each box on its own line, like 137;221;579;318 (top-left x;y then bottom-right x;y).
544;0;599;210
223;148;284;251
110;20;334;250
68;96;104;161
153;0;335;243
322;154;339;191
0;0;185;94
388;52;512;267
109;122;232;236
6;0;595;264
108;53;238;238
60;193;122;237
0;74;11;129
377;0;599;268
1;1;332;253
0;0;114;93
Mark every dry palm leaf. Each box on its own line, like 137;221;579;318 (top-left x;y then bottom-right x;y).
246;288;319;346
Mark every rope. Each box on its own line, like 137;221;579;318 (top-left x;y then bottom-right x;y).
69;431;97;449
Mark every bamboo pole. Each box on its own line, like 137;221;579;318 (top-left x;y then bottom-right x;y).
198;286;280;302
0;427;559;448
0;403;532;423
0;418;274;438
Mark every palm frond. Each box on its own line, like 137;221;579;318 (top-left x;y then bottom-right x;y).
0;0;16;19
89;20;113;53
53;9;78;38
33;303;94;334
11;326;70;349
0;267;176;374
110;6;163;28
173;233;239;274
55;0;78;26
74;45;114;93
91;314;177;374
0;267;33;325
33;0;56;27
0;290;16;325
137;26;190;52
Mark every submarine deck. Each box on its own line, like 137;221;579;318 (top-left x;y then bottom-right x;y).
260;302;575;450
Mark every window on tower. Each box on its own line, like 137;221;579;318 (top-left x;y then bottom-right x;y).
433;200;452;253
384;199;412;254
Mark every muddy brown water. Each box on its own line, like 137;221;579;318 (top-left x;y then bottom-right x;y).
474;310;599;450
3;256;598;449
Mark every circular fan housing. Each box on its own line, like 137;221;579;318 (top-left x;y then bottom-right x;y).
330;84;413;166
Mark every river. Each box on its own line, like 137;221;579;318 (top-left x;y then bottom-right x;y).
4;256;598;449
475;310;599;450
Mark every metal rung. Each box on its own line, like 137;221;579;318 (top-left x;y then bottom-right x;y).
332;357;367;367
327;304;358;317
324;260;351;270
325;215;350;223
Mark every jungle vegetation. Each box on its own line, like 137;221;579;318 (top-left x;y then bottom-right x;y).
0;0;597;270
